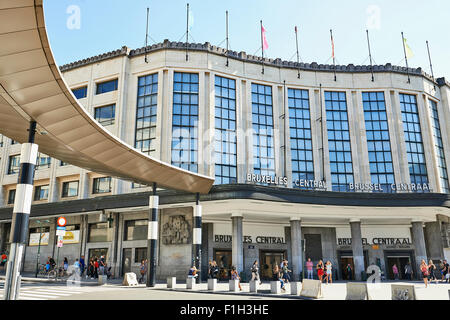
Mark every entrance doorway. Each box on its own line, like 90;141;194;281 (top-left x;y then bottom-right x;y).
340;256;355;281
214;249;232;280
386;256;411;280
122;248;132;276
260;250;286;280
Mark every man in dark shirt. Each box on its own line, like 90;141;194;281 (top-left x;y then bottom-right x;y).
443;260;449;283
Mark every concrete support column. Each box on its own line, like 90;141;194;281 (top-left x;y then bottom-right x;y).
411;220;428;278
424;221;444;261
231;214;243;274
350;219;365;281
290;218;303;281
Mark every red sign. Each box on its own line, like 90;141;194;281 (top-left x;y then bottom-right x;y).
57;217;66;227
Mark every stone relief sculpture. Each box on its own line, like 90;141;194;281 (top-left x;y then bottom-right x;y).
161;215;191;245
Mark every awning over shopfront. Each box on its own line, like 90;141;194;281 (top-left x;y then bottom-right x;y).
0;0;214;194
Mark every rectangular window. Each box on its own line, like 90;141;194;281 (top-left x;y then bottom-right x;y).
60;161;68;166
36;154;51;170
124;219;148;241
135;248;147;263
94;104;115;126
93;177;112;194
88;223;112;242
429;99;449;193
7;189;15;205
171;72;199;172
135;73;158;155
214;76;237;185
288;88;314;188
362;92;395;192
252;83;275;178
11;140;18;145
399;94;429;190
8;155;20;174
34;185;49;201
72;86;87;99
96;79;118;95
62;181;79;198
325;91;354;192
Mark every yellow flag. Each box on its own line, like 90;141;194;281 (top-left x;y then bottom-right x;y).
403;38;414;59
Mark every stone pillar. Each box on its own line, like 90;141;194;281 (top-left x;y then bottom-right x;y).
350;219;365;281
411;220;428;279
231;214;243;274
424;221;444;261
290;218;303;281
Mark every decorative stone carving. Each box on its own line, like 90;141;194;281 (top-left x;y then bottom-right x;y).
161;215;191;245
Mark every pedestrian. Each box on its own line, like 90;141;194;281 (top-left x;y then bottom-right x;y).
79;255;85;276
99;255;106;275
87;259;94;279
428;260;437;284
188;265;198;279
230;266;242;291
404;262;413;281
317;260;325;283
0;252;7;272
282;260;291;283
346;264;352;281
392;264;399;280
325;260;333;284
251;260;262;285
212;261;219;279
273;264;285;292
94;258;99;279
208;260;213;279
139;259;147;284
443;260;450;283
420;259;429;288
63;257;69;272
306;258;314;280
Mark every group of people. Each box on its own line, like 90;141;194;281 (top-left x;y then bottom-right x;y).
392;262;414;280
304;257;333;283
271;259;292;292
420;259;449;287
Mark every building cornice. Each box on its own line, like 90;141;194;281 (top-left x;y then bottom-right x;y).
59;40;442;86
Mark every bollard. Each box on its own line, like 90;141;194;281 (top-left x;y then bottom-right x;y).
270;281;281;294
249;280;258;292
229;280;240;292
186;277;196;290
290;282;301;295
98;275;107;285
167;277;176;288
208;278;217;291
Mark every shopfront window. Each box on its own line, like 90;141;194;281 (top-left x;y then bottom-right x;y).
124;219;148;241
88;223;112;242
288;88;314;188
252;83;275;179
214;75;237;184
214;250;232;280
325;91;354;191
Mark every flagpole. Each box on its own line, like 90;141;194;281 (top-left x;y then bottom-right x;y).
260;20;264;74
145;7;149;63
295;26;300;79
226;11;229;67
426;41;435;84
330;29;336;81
401;32;410;84
366;30;374;82
186;3;189;62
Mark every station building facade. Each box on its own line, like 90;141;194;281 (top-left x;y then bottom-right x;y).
0;41;449;281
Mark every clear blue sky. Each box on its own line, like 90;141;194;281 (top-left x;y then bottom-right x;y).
44;0;450;79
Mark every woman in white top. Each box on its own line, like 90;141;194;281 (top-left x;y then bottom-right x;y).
325;261;333;284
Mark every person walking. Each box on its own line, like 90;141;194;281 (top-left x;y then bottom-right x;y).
99;255;106;275
317;260;325;283
306;258;314;280
346;264;353;281
273;264;285;292
392;264;399;280
428;260;437;284
79;255;85;277
212;261;219;279
63;257;69;272
208;260;213;279
93;258;99;279
1;252;7;273
325;261;333;284
230;266;242;291
73;258;80;275
251;260;262;285
404;262;413;281
443;260;450;283
188;265;198;279
139;259;147;284
282;260;291;283
420;259;429;288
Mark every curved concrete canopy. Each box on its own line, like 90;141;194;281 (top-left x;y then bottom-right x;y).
0;0;214;194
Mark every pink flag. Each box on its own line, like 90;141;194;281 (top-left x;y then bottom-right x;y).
261;25;269;51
